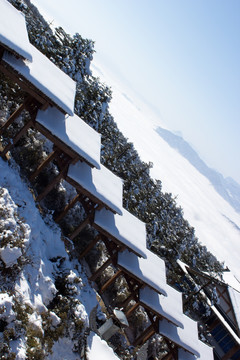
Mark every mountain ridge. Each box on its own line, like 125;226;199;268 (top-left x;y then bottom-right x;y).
156;126;240;213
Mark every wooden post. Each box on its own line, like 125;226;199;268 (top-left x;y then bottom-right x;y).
164;339;178;360
0;120;33;158
54;192;83;223
99;269;123;294
29;148;60;181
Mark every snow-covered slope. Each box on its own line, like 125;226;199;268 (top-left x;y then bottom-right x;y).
0;157;119;359
156;126;240;213
92;63;240;279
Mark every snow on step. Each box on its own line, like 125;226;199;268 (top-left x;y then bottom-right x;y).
94;208;147;258
197;340;214;359
139;286;184;328
178;340;214;359
87;332;120;360
2;44;76;115
0;0;32;61
159;316;200;357
36;107;101;169
118;249;167;294
67;161;123;215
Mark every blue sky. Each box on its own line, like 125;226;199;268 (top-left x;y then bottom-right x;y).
32;0;240;184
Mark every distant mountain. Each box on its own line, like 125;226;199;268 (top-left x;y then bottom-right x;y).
156;126;240;213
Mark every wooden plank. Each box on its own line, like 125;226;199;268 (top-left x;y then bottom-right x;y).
146;312;159;333
119;293;137;309
133;324;155;347
78;235;100;259
0;120;33;157
0;97;31;136
36;159;70;202
29;148;60;181
69;216;91;240
54;192;83;223
89;257;113;282
125;302;140;318
99;269;123;294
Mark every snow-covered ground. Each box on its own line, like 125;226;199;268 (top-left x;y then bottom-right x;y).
0;157;119;359
92;62;240;279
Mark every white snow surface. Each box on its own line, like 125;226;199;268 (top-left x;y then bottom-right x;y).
159;316;200;357
118;249;167;294
94;208;147;258
140;286;184;328
0;244;22;267
0;293;15;323
228;286;240;330
36;107;101;168
67;161;123;215
222;271;240;292
197;340;214;360
0;0;32;61
2;44;76;115
87;332;120;360
92;63;240;278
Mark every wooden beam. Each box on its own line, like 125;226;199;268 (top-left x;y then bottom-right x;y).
89;257;113;282
36;160;70;202
125;302;140;318
78;235;100;260
146;312;159;334
133;324;155;347
0;120;33;158
99;269;123;294
29;148;60;181
69;216;91;241
54;192;83;223
119;290;139;309
0;97;31;136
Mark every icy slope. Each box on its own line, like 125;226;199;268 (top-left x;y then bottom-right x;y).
92;63;240;278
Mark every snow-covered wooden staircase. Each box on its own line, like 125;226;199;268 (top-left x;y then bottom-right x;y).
0;1;214;358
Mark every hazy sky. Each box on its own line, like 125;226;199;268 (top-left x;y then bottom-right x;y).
32;0;240;184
